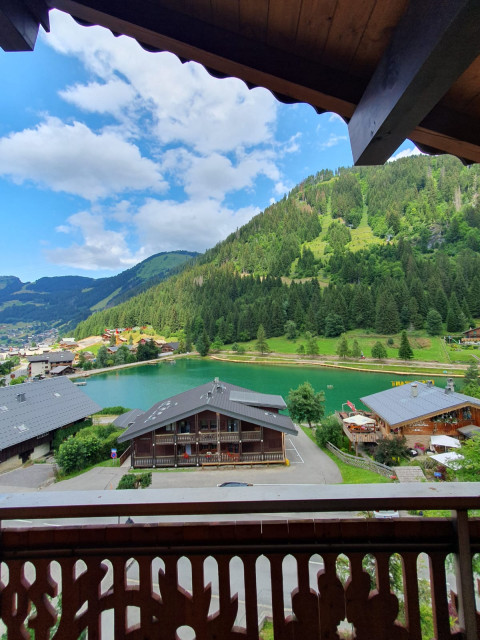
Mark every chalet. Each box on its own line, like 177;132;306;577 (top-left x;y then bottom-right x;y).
0;377;101;469
50;365;75;376
27;351;75;377
361;380;480;448
462;327;480;342
118;379;297;468
161;341;179;353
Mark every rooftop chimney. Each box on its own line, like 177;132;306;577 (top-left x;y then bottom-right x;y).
16;392;26;403
427;380;433;387
411;383;418;398
445;378;455;394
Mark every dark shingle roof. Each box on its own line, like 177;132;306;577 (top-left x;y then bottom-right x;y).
50;365;71;374
361;381;480;427
27;351;75;364
112;409;145;429
118;380;296;442
0;378;101;451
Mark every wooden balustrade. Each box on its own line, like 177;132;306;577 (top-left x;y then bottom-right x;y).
155;434;175;444
218;432;239;442
0;485;479;639
242;430;262;441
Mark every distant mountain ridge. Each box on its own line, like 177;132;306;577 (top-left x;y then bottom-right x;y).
0;251;198;329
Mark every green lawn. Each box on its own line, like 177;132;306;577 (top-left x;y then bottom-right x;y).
222;330;474;367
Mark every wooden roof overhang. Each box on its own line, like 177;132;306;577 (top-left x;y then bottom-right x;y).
371;400;478;431
3;1;480;165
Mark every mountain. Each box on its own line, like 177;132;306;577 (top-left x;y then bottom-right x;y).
0;251;198;330
73;154;480;343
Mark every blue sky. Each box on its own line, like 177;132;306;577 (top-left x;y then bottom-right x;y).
0;10;419;282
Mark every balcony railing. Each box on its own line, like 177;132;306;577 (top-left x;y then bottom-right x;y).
241;430;262;441
0;484;479;639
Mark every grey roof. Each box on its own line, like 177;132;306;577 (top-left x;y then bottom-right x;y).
119;380;297;442
0;378;101;451
112;409;146;429
457;425;480;438
361;381;480;427
50;365;72;374
48;351;74;363
229;390;286;410
27;351;74;364
167;342;179;349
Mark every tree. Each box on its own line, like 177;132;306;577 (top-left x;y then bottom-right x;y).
464;359;479;388
195;328;210;357
297;343;305;355
96;346;109;368
374;436;410;466
336;334;349;358
136;339;159;362
255;324;269;354
351;339;362;359
305;331;319;357
371;341;387;360
324;313;344;337
398;331;414;360
426;308;443;336
284;320;298;339
455;434;480;481
287;382;325;428
446;292;466;333
315;415;343;448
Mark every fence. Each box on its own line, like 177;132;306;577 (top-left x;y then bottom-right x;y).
326;441;394;478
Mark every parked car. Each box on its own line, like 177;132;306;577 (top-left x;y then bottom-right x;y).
373;510;400;519
217;482;253;487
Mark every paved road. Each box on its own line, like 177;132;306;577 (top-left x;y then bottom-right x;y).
0;463;55;493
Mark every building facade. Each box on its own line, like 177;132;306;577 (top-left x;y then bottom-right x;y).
118;379;297;468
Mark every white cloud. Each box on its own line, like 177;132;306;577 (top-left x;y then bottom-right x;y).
46;210;147;270
45;11;278;155
59;78;137;116
328;113;345;124
319;133;348;150
0;117;166;200
388;146;423;162
134;198;258;254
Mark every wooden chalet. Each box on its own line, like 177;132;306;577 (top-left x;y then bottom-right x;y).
462;327;480;341
361;380;480;448
0;377;100;469
118;379;296;468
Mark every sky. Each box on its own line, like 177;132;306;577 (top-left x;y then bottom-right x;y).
0;10;420;283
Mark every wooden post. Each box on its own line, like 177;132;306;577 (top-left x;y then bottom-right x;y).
454;509;478;639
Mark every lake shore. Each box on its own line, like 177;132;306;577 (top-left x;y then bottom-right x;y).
69;350;466;380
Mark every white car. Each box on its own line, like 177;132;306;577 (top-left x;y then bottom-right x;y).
373;510;399;519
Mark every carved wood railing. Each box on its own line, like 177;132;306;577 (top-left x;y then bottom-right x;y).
0;484;479;639
241;430;262;441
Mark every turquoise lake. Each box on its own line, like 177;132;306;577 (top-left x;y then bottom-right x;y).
81;358;444;414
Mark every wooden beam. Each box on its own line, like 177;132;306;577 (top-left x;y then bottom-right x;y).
0;0;49;51
348;0;480;165
49;0;363;116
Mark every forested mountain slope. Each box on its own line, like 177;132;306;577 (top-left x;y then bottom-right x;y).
0;251;197;330
74;155;480;343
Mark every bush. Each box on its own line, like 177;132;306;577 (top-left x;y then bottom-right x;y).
94;406;130;415
139;472;152;488
117;474;137;489
315;415;343;448
374;436;410;466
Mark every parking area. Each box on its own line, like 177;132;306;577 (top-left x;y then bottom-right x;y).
0;425;342;493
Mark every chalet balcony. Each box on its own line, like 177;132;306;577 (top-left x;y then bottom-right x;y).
241;430;263;441
218;431;240;442
155;433;175;444
0;484;479;639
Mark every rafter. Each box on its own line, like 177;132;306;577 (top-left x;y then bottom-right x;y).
348;0;480;165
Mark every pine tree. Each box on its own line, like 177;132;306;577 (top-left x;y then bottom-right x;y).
336;334;349;359
468;276;480;317
195;328;210;357
398;331;414;360
446;292;466;333
371;341;387;359
255;324;269;354
464;359;479;387
426;308;443;336
351;339;362;358
305;331;319;356
375;294;399;334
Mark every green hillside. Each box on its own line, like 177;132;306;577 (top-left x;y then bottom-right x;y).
74;155;480;347
0;251;197;330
